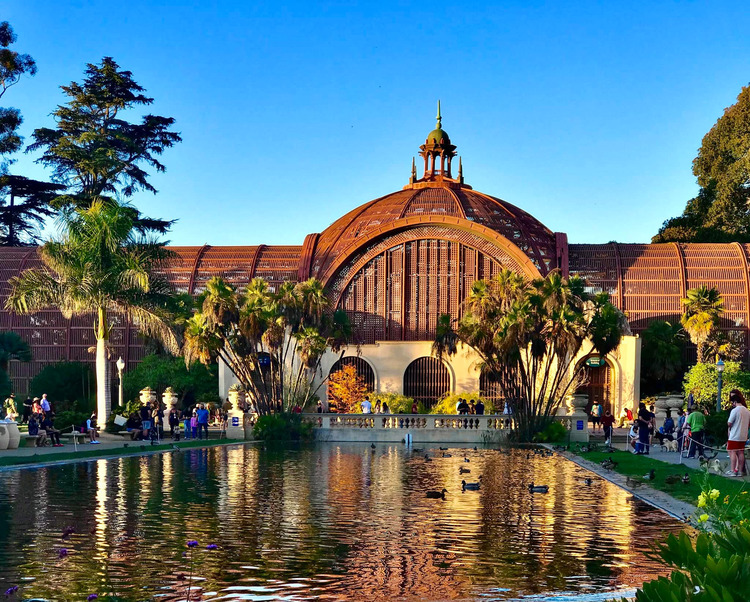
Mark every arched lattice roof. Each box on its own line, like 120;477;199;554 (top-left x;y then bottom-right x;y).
307;183;557;279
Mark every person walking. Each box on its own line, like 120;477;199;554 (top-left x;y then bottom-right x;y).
40;393;51;414
726;389;750;476
601;409;615;445
686;405;706;459
196;404;210;439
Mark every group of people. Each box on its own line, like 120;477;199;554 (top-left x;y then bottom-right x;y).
123;402;224;441
589;401;616;443
455;398;486;415
625;390;750;476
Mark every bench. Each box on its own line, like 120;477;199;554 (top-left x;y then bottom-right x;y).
114;430;140;440
23;433;49;447
62;431;90;444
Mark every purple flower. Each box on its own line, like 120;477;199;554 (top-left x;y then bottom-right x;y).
186;540;198;548
87;595;98;601
58;548;68;558
5;585;19;596
206;544;218;550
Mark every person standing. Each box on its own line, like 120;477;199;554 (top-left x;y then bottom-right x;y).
726;389;750;476
190;410;198;439
360;397;372;414
636;402;653;454
373;400;381;414
686;405;706;459
196;403;210;439
40;393;51;414
182;408;192;439
168;407;180;437
475;399;485;415
675;408;687;452
590;401;602;433
381;401;390;414
411;401;418;414
21;397;32;424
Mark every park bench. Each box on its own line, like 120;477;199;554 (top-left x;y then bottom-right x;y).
62;431;89;445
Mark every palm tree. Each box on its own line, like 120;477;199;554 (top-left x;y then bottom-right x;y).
5;200;178;421
681;285;724;363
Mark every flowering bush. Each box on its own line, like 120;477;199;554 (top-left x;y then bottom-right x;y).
621;480;750;601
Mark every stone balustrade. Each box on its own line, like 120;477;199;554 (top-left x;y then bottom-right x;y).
303;413;514;443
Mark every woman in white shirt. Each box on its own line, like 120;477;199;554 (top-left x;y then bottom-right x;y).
727;389;750;476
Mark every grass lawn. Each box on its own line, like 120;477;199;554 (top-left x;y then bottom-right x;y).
0;438;243;467
572;449;750;509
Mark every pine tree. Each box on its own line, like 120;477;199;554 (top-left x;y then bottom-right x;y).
0;175;64;245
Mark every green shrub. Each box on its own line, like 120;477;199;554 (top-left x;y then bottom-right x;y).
253;413;313;442
431;392;496;415
29;361;94;413
0;370;12;406
683;361;750;412
369;392;420;413
53;403;90;432
533;421;567;443
704;410;731;444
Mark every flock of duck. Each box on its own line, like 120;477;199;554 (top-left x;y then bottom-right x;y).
414;446;553;499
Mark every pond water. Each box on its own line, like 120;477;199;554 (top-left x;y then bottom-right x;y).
0;444;684;601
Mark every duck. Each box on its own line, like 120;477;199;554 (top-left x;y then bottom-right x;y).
463;457;470;463
665;474;680;485
412;447;424;453
442;452;453;458
462;477;482;491
583;478;593;485
424;454;432;462
426;488;447;499
473;446;478;451
439;447;448;451
643;469;656;481
528;483;549;493
459;467;471;474
370;443;376;449
682;473;691;484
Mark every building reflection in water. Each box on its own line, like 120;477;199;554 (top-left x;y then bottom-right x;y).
0;445;685;601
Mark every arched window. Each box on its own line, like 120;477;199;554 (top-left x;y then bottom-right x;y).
479;368;505;412
328;356;375;392
403;357;450;408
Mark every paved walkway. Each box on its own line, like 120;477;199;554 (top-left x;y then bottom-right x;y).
0;430;239;467
588;427;750;480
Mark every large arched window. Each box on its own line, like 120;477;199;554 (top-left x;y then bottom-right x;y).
328;356;376;392
479;368;505;412
403;357;450;408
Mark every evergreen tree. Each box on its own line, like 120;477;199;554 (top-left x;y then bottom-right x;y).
0;175;64;245
0;21;37;171
655;85;750;242
28;57;181;233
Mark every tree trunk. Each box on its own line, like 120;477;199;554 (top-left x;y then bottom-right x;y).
95;307;111;422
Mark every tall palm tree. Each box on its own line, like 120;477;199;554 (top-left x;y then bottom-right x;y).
5;200;178;420
681;285;724;363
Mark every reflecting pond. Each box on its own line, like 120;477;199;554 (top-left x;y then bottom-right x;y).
0;444;685;601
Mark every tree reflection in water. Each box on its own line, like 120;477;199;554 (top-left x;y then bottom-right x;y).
0;445;684;601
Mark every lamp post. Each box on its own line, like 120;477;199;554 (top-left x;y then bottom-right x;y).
116;356;125;409
716;358;725;413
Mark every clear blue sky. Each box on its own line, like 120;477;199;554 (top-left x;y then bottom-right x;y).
4;1;750;246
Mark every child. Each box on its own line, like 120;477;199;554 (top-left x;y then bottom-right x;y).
191;411;198;440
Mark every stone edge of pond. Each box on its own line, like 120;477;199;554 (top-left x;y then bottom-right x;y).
0;439;251;472
546;445;696;522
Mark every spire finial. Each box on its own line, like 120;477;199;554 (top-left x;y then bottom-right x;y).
436;100;442;129
458;157;463;184
411;157;417;179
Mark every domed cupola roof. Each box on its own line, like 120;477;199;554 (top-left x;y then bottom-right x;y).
305;105;557;280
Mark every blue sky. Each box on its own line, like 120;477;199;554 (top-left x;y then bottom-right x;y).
4;1;749;246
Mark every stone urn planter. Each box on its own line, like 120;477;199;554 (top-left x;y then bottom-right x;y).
0;423;9;450
666;395;684;412
227;384;248;440
5;421;20;449
654;396;669;429
139;387;157;406
566;393;590;443
163;387;179;413
228;384;246;412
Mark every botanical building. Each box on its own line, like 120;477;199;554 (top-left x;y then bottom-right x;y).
1;111;748;415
